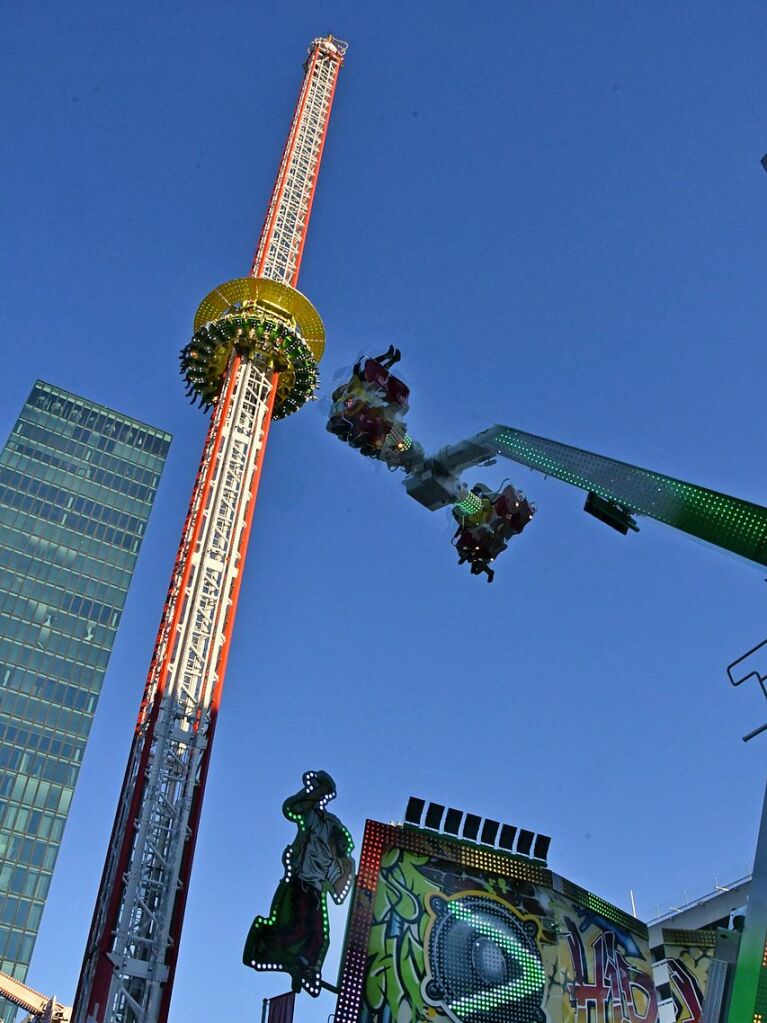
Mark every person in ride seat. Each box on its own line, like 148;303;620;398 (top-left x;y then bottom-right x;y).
353;344;401;377
352;406;389;456
453;487;501;583
327;368;368;439
454;526;503;584
493;485;535;536
329;346;409;456
360;347;409;410
452;483;535;583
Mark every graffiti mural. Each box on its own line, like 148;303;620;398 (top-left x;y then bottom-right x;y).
660;932;715;1023
338;825;658;1023
565;919;656;1023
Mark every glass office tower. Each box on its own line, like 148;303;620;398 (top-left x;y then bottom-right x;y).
0;381;171;992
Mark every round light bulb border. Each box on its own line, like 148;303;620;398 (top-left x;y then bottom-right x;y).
180;311;319;420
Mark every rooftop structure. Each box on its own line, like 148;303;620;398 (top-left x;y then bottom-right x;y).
648;879;749;1023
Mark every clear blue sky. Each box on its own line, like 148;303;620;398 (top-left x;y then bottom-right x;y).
2;2;767;1019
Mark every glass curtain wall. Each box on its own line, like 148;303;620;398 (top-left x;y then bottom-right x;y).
0;381;170;1000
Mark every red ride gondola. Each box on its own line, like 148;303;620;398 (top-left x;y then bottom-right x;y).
452;483;535;582
327;346;411;460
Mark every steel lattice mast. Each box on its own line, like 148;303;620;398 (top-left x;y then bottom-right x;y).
74;35;347;1023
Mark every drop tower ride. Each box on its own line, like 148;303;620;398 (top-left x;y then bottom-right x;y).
74;35;347;1023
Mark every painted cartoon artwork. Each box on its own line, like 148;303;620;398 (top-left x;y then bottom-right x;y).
661;932;715;1023
338;824;658;1023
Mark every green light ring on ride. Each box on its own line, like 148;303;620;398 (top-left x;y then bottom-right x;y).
445;902;546;1015
424;891;547;1023
180;312;319;420
455;491;484;517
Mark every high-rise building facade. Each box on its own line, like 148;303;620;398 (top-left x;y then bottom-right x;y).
0;381;170;989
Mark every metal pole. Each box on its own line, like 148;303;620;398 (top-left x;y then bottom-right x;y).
726;776;767;1022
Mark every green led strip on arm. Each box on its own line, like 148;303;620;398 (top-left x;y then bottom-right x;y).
489;426;767;566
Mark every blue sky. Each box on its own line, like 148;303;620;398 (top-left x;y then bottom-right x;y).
2;1;767;1018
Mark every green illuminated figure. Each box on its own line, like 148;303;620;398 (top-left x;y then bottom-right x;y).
243;771;355;996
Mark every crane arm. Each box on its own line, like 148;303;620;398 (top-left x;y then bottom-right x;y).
0;968;70;1021
402;424;767;568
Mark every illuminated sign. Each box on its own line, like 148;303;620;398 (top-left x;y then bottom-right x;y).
336;822;658;1023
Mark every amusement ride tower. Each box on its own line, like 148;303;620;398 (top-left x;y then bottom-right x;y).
74;34;347;1023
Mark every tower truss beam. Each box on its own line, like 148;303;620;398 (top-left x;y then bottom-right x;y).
402;424;767;567
74;35;345;1023
251;36;345;286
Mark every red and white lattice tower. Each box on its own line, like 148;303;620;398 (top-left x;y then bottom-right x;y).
74;35;347;1023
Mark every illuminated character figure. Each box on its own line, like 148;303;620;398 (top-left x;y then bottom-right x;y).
452;483;535;583
327;346;411;459
243;771;355;996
